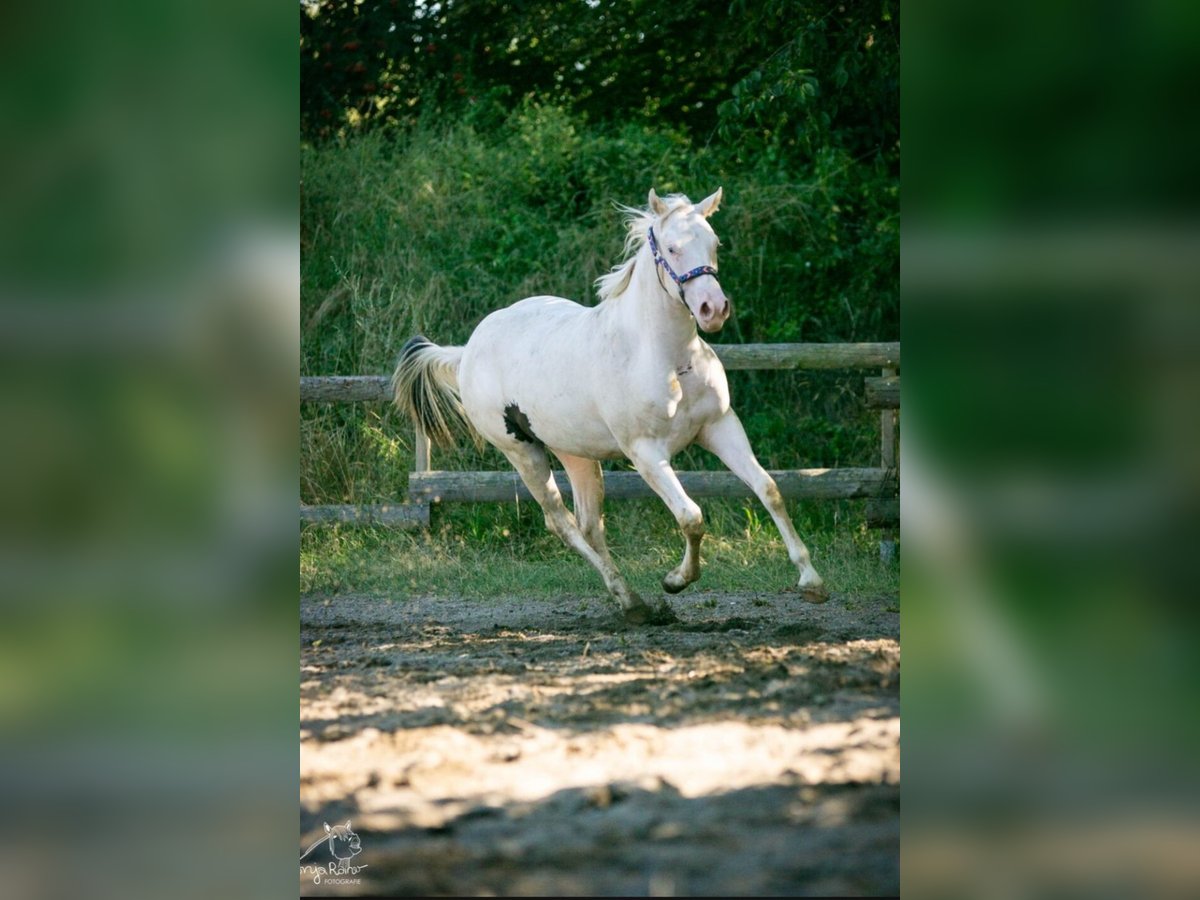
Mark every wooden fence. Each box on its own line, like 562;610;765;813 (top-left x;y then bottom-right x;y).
301;342;900;553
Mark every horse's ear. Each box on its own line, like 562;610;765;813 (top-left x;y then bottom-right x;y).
697;187;723;218
648;188;669;217
324;823;332;834
345;820;352;830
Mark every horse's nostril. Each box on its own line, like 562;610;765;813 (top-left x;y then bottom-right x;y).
700;301;711;317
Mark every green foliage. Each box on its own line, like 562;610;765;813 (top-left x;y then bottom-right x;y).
303;0;795;140
302;0;898;168
719;1;898;162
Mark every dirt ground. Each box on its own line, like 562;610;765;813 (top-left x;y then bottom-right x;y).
300;588;899;896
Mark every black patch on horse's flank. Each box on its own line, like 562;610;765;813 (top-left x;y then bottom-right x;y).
503;403;542;446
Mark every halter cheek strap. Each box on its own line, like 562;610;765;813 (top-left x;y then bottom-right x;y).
647;226;719;306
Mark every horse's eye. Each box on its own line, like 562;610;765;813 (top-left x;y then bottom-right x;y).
668;245;679;255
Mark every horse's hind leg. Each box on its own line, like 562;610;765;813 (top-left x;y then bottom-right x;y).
501;444;669;624
699;411;827;601
556;453;614;562
556;451;682;621
626;439;705;595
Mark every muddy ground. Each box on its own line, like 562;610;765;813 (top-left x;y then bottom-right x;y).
300;588;899;896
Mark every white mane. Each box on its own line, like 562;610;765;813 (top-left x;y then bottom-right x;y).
594;194;691;303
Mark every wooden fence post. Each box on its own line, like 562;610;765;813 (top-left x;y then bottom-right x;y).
879;365;899;564
414;423;431;473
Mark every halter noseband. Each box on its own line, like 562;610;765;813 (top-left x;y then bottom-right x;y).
647;226;719;306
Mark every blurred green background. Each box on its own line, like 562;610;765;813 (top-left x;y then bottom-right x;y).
0;3;297;899
903;1;1200;896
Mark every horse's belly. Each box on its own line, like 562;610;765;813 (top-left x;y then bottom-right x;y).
468;390;624;460
538;415;625;459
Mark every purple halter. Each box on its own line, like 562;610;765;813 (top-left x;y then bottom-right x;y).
647;226;719;306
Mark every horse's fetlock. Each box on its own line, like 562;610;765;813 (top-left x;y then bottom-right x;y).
798;564;823;589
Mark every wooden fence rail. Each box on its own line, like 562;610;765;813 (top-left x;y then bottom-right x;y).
301;342;900;556
408;467;896;504
300;342;901;403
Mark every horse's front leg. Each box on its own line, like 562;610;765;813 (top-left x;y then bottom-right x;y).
626;438;705;596
698;411;827;601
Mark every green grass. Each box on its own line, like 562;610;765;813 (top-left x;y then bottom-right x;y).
300;498;898;601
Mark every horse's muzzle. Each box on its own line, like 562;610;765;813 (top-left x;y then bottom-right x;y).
695;295;730;333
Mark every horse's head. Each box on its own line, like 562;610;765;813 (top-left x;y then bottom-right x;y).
648;187;729;333
324;820;362;861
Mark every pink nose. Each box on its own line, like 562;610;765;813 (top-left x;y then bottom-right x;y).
696;291;730;331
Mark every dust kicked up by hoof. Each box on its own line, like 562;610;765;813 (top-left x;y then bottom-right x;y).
623;604;648;625
646;602;679;625
623;601;679;626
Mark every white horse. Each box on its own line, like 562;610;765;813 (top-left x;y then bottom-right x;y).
393;188;826;623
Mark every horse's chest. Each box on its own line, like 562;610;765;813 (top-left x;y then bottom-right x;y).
663;365;725;442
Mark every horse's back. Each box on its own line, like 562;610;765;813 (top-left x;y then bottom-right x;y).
464;295;594;372
473;294;588;334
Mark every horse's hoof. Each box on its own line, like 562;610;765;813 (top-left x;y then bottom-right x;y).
663;566;699;594
662;573;688;594
800;585;829;604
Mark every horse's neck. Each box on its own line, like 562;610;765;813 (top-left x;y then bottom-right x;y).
605;245;698;362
